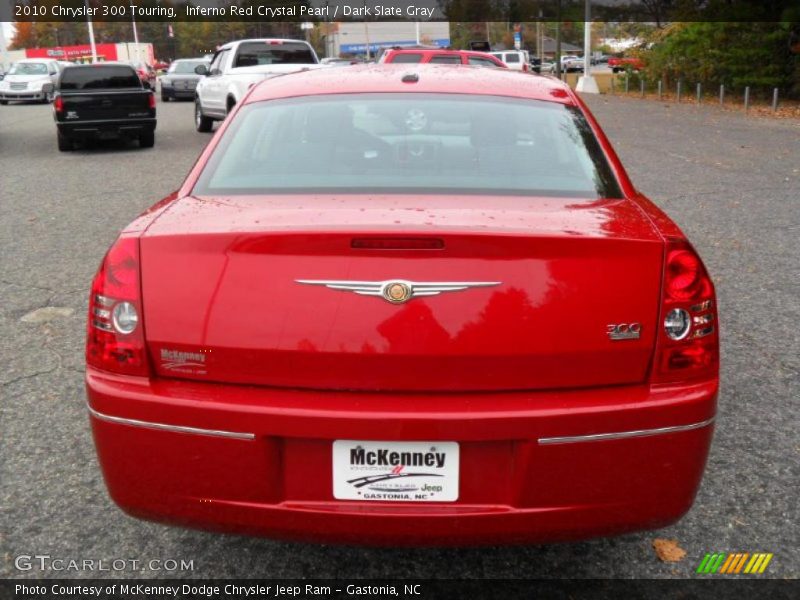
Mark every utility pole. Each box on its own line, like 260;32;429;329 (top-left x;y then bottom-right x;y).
576;0;599;93
363;1;371;60
0;23;10;71
301;22;313;44
324;1;330;58
130;1;141;64
555;0;562;78
536;9;543;63
85;0;97;63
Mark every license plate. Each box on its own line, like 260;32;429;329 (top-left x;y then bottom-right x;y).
98;131;117;140
333;440;459;502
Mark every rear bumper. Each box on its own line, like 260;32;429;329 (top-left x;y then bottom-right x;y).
161;87;196;99
57;118;156;140
86;368;717;546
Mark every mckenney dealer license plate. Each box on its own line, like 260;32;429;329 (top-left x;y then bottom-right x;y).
333;440;459;502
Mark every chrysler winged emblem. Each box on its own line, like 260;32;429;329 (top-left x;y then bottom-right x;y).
296;279;501;304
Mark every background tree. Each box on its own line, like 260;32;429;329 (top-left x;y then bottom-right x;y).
642;21;799;97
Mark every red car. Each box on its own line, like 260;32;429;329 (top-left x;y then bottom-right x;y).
381;48;507;68
86;65;718;545
129;62;156;89
608;56;645;73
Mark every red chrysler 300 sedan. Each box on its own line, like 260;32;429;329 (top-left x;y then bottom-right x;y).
86;65;718;545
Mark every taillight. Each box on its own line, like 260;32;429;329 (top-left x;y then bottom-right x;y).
665;248;710;300
54;95;64;112
652;239;718;383
148;93;156;109
86;236;150;377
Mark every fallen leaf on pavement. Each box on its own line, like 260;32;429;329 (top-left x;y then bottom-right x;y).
653;538;687;562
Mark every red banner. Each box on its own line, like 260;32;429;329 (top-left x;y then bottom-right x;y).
25;44;119;62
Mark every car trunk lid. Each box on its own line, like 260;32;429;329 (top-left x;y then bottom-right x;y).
140;194;663;392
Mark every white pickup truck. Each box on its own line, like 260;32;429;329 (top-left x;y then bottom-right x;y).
194;38;323;132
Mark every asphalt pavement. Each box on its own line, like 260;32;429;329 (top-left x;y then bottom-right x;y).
0;93;797;579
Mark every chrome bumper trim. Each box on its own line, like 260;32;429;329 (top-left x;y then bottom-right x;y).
87;405;713;445
87;404;255;440
538;416;715;445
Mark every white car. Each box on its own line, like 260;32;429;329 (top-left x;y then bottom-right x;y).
0;59;62;104
194;39;325;132
561;55;585;73
320;57;353;66
490;50;531;73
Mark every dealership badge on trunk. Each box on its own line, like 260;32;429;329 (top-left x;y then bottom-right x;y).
296;279;501;304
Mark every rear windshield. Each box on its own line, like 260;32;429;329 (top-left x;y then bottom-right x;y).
193;93;621;198
233;41;316;67
169;60;207;74
59;66;141;90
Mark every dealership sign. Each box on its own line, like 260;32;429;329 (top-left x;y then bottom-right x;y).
340;38;451;54
26;44;119;61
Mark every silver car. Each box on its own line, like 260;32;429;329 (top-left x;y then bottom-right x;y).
0;59;61;104
159;58;210;102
